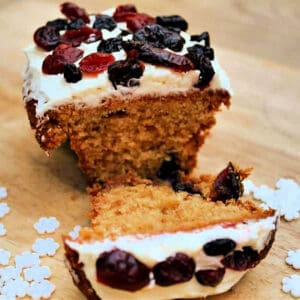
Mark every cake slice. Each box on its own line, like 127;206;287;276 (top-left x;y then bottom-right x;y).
23;2;231;183
64;163;277;300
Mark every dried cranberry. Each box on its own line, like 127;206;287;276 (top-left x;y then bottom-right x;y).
195;268;225;286
210;162;243;202
33;26;60;51
108;59;144;89
97;37;123;53
68;18;85;30
96;249;150;291
191;31;210;47
60;26;102;47
46;18;68;31
113;4;137;22
64;64;82;83
203;239;236;256
79;53;115;74
172;182;203;196
60;2;90;23
123;41;194;72
53;44;84;63
153;253;195;286
42;54;65;74
157;156;181;184
221;247;260;271
93;15;117;31
134;24;184;52
126;13;156;32
156;15;188;31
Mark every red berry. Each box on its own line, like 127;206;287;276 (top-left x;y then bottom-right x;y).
53;44;84;64
60;2;90;23
60;26;102;47
113;4;137;22
126;13;156;32
195;268;225;287
79;53;115;73
33;26;60;51
42;54;65;74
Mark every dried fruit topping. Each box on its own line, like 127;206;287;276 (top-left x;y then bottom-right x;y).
126;13;156;32
63;64;82;83
195;56;215;87
195;268;225;286
153;253;195;286
68;18;85;30
191;31;210;47
60;26;102;47
186;44;214;62
46;18;68;31
210;162;244;202
172;182;203;196
119;29;131;37
60;2;90;23
156;15;188;31
93;15;117;31
134;24;185;52
33;26;60;51
123;41;194;72
113;4;137;22
203;239;236;256
108;59;144;89
157;156;181;184
42;44;83;75
79;53;115;74
97;37;123;53
221;247;260;271
96;249;150;291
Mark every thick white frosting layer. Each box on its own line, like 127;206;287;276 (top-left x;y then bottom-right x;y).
66;215;276;300
23;8;232;118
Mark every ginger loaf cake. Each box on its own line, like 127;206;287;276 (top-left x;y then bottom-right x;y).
23;2;232;183
64;163;277;299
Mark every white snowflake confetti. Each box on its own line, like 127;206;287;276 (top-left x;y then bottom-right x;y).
69;225;81;239
34;217;60;234
244;178;300;221
0;202;10;218
286;249;300;269
0;248;11;266
32;238;60;257
15;251;40;270
0;187;7;199
0;266;20;282
1;276;29;298
282;274;300;298
0;223;7;236
24;266;51;282
27;279;56;300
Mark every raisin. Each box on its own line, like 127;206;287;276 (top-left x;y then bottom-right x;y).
113;4;137;22
153;253;195;286
195;268;225;286
119;29;131;37
123;41;194;72
60;2;90;23
108;58;144;89
42;54;65;74
93;15;117;31
191;31;210;47
64;64;82;83
172;182;203;196
221;247;260;271
203;239;236;256
126;13;156;32
157;156;181;184
33;26;60;51
97;37;123;53
186;44;214;62
194;56;215;87
60;26;102;47
134;24;185;52
46;18;68;31
96;249;150;291
68;18;85;30
156;15;188;31
210;162;243;202
79;53;115;73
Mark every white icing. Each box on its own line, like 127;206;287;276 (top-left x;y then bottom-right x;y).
23;7;232;118
66;215;276;300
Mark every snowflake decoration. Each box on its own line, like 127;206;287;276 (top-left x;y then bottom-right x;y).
27;279;56;300
0;223;7;236
15;251;40;270
34;217;60;234
0;187;7;199
0;202;10;218
69;225;81;239
32;238;60;257
24;266;51;282
286;249;300;269
1;276;29;298
0;248;11;266
282;274;300;298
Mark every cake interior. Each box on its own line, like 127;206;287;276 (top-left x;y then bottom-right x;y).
80;174;274;240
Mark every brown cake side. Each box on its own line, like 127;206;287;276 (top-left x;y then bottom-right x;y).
25;87;230;183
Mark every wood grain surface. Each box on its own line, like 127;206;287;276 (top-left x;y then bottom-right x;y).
0;1;299;299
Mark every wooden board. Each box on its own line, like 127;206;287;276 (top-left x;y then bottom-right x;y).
0;1;299;299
